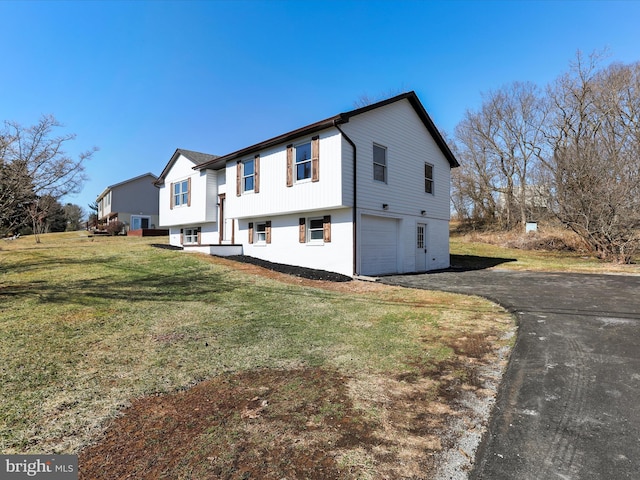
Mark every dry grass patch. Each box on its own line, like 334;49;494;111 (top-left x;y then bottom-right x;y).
451;224;640;274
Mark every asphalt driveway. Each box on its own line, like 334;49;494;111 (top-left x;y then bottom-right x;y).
381;269;640;480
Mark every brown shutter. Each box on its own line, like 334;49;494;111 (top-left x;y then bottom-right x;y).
266;220;271;244
323;215;331;243
236;161;242;196
254;154;260;193
248;222;254;244
170;182;175;209
187;177;192;206
197;226;201;245
299;217;306;243
311;135;320;182
286;144;294;187
180;228;184;245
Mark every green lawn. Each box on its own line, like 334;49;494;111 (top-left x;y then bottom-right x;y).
0;232;513;459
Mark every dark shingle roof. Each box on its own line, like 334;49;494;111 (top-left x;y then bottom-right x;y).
155;148;221;185
176;149;219;166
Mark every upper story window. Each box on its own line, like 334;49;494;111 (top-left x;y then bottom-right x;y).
172;179;190;207
296;142;312;181
287;136;319;186
236;155;260;196
243;159;255;192
425;163;434;194
373;144;387;183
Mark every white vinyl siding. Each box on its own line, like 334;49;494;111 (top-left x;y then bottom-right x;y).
339;99;452;221
159;154;219;235
240;209;352;276
226;131;345;219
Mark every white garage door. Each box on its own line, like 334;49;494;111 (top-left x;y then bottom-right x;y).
361;215;398;275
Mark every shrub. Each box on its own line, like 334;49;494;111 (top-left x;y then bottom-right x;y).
105;221;125;236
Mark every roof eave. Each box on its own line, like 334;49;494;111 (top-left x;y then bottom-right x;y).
195;115;345;170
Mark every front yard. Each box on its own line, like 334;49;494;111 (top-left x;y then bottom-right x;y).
1;233;513;479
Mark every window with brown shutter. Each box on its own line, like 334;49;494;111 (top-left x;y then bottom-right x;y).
286;144;294;187
323;215;331;242
298;218;306;243
248;222;254;244
312;135;319;182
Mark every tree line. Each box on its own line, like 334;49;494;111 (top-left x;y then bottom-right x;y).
0;115;96;241
451;51;640;263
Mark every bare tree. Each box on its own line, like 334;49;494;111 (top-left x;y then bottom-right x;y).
543;52;640;262
1;115;96;241
452;82;546;229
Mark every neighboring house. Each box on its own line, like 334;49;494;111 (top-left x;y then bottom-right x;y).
96;173;161;232
155;91;459;277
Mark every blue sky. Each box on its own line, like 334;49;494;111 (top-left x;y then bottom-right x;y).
2;0;639;213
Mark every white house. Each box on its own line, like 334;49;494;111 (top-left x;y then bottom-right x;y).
155;91;459;277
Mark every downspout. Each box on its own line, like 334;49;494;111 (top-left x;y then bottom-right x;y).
334;121;358;276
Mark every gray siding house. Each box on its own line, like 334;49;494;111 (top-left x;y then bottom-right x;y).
96;173;160;232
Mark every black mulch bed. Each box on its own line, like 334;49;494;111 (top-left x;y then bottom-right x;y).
151;244;183;251
223;255;352;282
150;244;351;282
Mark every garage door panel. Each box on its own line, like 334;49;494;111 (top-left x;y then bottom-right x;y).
361;215;398;275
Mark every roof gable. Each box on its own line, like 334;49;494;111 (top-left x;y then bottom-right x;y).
195;91;459;169
155;148;220;185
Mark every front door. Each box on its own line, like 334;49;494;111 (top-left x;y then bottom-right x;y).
416;223;427;271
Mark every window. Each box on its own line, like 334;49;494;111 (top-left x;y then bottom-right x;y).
425;163;434;194
256;222;266;243
173;179;190;207
249;221;271;244
295;142;312;181
417;224;425;249
131;216;150;230
308;218;324;241
182;227;200;244
236;156;259;195
299;216;331;243
287;136;319;186
243;159;254;192
373;144;387;183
